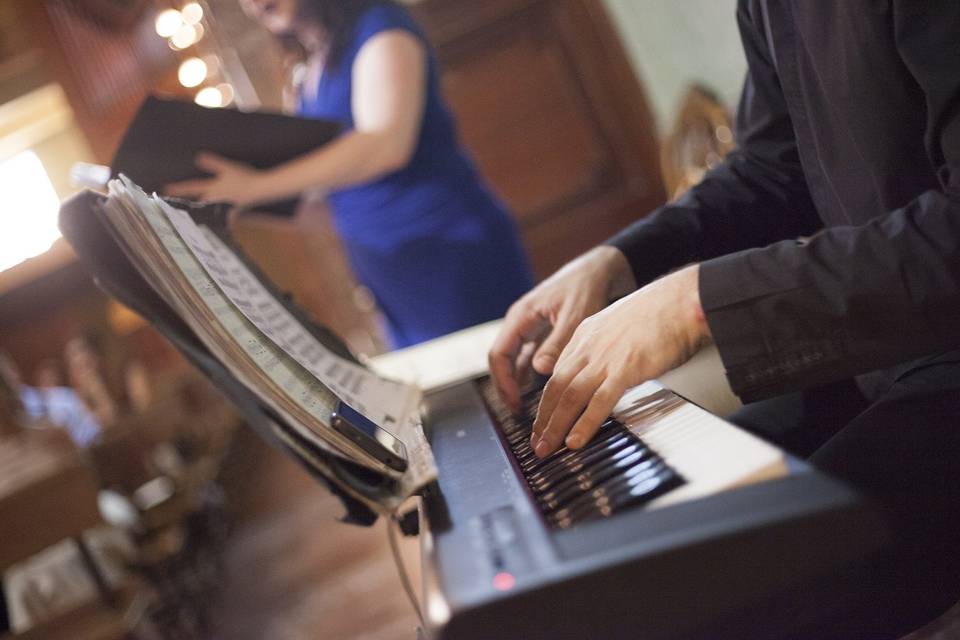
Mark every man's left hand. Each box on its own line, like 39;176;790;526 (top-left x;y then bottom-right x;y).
530;264;712;458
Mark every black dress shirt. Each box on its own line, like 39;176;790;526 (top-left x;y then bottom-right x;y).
608;0;960;403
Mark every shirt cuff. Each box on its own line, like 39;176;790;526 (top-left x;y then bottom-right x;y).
699;248;845;403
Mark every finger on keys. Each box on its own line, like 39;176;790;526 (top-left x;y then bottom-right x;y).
564;378;623;449
489;305;544;413
531;305;579;375
532;365;595;457
513;341;537;392
530;366;563;446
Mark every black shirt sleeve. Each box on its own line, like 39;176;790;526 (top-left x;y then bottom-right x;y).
606;2;821;289
698;0;960;402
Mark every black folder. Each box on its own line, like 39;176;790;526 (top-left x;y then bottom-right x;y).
111;96;341;217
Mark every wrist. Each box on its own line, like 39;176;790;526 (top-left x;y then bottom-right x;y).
247;169;274;206
592;246;636;300
683;264;711;345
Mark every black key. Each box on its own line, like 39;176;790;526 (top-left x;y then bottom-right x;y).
539;451;659;513
521;425;623;473
528;436;637;492
520;424;622;474
550;460;669;526
573;471;684;527
507;428;533;446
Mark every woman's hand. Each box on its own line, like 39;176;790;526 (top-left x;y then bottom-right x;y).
166;30;428;208
489;246;636;413
165;153;267;207
529;264;712;457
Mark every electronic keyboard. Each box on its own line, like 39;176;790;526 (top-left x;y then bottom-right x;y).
418;377;887;640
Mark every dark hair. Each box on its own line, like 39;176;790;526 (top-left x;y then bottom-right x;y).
295;0;399;69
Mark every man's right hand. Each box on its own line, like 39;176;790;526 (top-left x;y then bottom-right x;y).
488;245;636;413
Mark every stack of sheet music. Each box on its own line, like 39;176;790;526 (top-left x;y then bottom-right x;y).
99;176;436;512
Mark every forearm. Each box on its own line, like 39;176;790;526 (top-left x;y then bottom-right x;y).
702;190;960;402
250;129;411;205
607;148;822;289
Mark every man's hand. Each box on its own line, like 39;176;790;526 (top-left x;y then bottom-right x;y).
489;246;636;413
530;264;711;458
165;153;266;207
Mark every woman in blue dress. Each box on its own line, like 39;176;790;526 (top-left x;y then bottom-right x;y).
168;0;534;348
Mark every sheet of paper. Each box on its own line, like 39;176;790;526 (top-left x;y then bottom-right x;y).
370;320;502;392
161;202;418;430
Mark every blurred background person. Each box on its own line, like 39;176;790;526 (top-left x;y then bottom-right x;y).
64;335;118;430
0;351;101;449
167;0;534;348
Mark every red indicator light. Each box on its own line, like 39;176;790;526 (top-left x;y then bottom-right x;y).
493;572;516;591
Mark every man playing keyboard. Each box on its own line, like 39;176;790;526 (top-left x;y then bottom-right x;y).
490;2;960;638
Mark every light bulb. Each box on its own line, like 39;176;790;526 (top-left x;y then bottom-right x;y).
178;57;207;88
154;9;182;38
195;86;223;108
170;23;204;49
181;2;204;25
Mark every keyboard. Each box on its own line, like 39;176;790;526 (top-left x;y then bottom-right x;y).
419;377;887;640
481;377;788;527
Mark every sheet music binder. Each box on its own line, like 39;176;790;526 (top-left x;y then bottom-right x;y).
59;190;398;525
111;96;341;217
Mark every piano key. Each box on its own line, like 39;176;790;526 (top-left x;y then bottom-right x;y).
558;470;683;528
507;429;534;447
598;471;684;515
537;449;659;512
547;453;670;518
528;436;638;492
520;427;625;476
552;464;673;528
519;439;621;479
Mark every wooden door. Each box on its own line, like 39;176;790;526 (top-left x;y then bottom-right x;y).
409;0;666;278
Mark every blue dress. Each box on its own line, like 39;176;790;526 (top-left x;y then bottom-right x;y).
297;2;534;348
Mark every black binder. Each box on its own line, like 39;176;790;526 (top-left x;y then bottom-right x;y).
111;96;341;217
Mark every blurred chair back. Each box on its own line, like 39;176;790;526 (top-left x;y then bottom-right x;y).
661;84;736;200
0;430;101;571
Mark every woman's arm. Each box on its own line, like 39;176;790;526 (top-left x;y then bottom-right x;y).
166;29;427;206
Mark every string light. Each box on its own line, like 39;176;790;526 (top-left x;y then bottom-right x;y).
170;23;204;50
181;2;204;25
154;8;182;38
178;57;208;88
195;86;224;108
157;4;227;104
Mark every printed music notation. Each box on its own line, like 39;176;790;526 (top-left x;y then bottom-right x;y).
163;201;416;428
101;177;436;499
